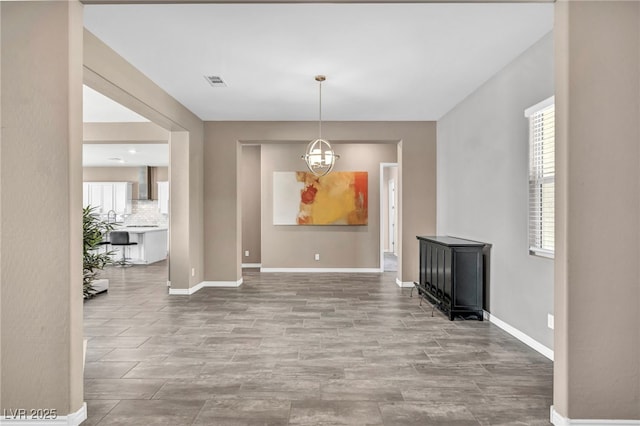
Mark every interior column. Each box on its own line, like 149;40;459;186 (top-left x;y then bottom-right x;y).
0;0;85;421
553;0;640;422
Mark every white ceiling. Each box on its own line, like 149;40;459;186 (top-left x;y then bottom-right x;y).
83;3;553;121
83;143;169;167
83;85;150;122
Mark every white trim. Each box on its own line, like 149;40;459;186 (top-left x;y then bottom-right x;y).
486;311;554;361
242;263;262;268
260;267;381;273
524;95;555;117
168;286;196;295
1;403;87;425
530;247;555;259
169;279;243;295
395;278;414;288
200;279;243;288
550;406;640;426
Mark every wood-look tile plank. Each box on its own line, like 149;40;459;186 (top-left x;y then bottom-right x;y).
83;263;552;425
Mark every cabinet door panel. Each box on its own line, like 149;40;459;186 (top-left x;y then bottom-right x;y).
90;184;104;212
113;182;132;214
83;183;90;208
426;243;433;293
453;250;482;308
157;181;169;215
443;248;452;306
419;241;427;288
102;184;115;212
436;245;445;298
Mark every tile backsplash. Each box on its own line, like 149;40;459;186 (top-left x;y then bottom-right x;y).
122;200;168;226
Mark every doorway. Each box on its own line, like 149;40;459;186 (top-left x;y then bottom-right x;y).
380;163;398;272
82;85;171;288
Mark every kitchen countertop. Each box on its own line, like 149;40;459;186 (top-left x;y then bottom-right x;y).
113;226;168;233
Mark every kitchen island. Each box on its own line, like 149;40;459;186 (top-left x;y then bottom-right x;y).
108;226;168;265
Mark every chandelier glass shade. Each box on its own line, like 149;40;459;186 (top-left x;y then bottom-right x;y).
302;75;339;177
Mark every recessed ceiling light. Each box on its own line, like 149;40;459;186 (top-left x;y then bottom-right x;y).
128;148;137;154
204;75;227;88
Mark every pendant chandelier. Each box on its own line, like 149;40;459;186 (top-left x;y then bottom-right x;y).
302;75;339;177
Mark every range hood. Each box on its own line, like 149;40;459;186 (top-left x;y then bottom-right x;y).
137;166;151;200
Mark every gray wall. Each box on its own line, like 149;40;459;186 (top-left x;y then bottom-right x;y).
437;32;554;349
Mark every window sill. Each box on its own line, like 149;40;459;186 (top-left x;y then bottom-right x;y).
529;249;554;260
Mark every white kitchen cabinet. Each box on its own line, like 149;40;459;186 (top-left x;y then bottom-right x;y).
157;181;169;215
83;182;132;214
113;183;132;214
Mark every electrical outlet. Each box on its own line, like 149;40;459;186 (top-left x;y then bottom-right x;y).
314;253;320;261
245;250;249;257
547;314;554;330
191;268;195;277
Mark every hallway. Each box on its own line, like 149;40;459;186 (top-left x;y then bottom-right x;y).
83;265;552;425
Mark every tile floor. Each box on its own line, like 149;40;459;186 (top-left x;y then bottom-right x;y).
83;262;553;425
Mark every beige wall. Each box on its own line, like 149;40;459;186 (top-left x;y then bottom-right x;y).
241;146;261;265
83;166;168;200
204;121;436;283
554;0;640;420
155;166;168;182
261;143;396;269
1;0;84;415
84;29;204;290
83;122;169;143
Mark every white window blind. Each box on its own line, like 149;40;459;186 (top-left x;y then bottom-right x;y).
525;96;555;258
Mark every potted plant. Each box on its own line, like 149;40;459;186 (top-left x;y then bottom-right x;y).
83;206;115;298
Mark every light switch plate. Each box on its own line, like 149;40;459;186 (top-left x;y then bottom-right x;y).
314;253;320;261
547;314;554;330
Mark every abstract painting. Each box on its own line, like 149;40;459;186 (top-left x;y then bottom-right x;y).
273;171;368;225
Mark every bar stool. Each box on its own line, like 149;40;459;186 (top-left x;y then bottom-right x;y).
109;231;137;268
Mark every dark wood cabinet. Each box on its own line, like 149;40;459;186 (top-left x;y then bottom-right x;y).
416;236;488;321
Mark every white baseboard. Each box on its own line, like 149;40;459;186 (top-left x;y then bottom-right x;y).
486;311;554;361
242;263;261;268
200;279;243;288
395;278;414;288
1;403;87;425
551;406;640;425
260;267;382;273
169;278;243;295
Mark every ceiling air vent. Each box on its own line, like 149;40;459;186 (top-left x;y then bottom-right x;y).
204;75;227;87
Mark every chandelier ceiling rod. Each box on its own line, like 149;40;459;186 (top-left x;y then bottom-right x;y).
317;75;325;139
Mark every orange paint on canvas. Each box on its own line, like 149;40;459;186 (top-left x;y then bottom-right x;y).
295;171;368;225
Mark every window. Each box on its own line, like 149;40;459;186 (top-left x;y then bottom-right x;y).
525;96;555;258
